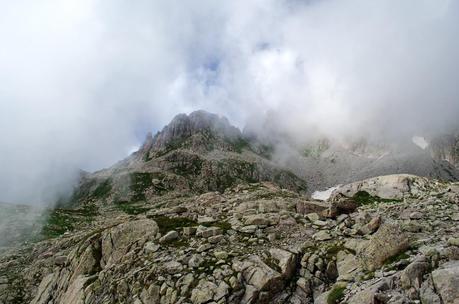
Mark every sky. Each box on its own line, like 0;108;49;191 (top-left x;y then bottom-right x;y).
0;0;459;204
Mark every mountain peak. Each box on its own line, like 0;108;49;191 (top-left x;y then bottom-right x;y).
147;110;242;154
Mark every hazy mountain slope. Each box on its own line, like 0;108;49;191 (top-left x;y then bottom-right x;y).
0;202;45;249
61;111;308;212
430;132;459;168
272;138;459;193
74;111;459;203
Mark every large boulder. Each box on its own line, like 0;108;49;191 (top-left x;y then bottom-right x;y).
232;255;283;299
244;214;279;226
327;194;359;217
101;219;159;267
336;251;360;281
431;261;459;304
400;256;430;289
360;222;410;271
191;280;218;304
269;248;297;279
330;174;424;201
295;200;329;215
59;275;89;304
30;273;58;304
419;278;442;304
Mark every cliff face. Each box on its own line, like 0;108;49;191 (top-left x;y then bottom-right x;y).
430;133;459;168
150;111;242;153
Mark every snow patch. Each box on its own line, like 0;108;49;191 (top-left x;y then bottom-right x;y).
312;185;340;201
412;136;429;150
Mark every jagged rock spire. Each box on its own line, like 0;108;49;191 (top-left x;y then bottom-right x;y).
151;110;242;152
139;132;153;154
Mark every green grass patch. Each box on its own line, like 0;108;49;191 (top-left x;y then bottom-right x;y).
384;251;410;265
327;285;346;304
92;179;112;199
170;157;203;177
129;172;153;200
352;191;401;206
303;148;313;157
362;270;375;280
324;243;354;257
231;138;251;153
212;160;258;192
114;200;150;215
41;204;98;239
58;178;112;206
273;171;307;192
143;151;153;162
258;144;274;159
128;171;170;199
352;191;375;205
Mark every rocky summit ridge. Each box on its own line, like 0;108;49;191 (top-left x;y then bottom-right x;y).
1;111;459;304
104;111;307;194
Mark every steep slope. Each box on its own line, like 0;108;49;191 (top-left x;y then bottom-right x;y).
429;132;459;168
70;111;459;209
273;137;459;193
0;111;308;253
57;111;307;215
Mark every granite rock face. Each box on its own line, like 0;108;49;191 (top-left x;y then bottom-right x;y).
329;174;424;200
151;110;242;153
431;261;459;304
360;222;410;271
430;133;459;168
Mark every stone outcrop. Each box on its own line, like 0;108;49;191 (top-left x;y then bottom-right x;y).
150;110;242;154
431;261;459;304
101;219;158;267
430;133;459;168
232;255;284;300
360;221;410;271
329;174;426;200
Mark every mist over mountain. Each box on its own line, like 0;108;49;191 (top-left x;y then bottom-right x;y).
1;0;459;205
1;110;459;303
3;1;459;303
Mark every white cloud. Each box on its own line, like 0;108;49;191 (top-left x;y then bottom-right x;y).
0;0;458;204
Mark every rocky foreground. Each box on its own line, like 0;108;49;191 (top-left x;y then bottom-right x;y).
1;174;459;304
